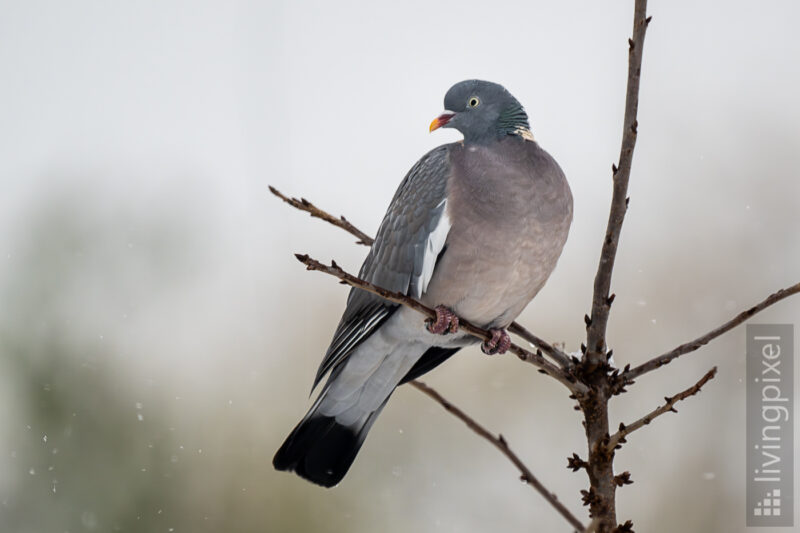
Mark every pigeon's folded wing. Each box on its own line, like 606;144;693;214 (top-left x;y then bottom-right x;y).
312;145;453;389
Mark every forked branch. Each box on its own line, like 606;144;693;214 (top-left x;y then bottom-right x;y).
508;322;572;368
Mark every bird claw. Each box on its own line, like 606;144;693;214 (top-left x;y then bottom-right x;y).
481;328;511;355
426;305;459;335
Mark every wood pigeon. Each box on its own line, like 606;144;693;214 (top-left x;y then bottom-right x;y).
273;79;573;487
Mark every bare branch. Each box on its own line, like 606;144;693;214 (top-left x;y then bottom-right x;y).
584;0;650;368
295;253;588;395
607;367;717;451
623;282;800;381
270;185;572;369
410;380;586;531
577;4;650;530
269;185;374;246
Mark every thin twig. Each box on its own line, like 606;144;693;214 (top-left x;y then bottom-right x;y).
584;2;651;367
410;380;586;531
295;253;588;395
607;367;717;451
622;282;800;381
270;185;572;368
269;185;374;245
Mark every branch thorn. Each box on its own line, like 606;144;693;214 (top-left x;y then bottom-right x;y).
567;453;588;472
614;471;633;486
613;519;635;533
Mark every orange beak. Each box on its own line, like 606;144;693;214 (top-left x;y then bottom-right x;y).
429;112;455;132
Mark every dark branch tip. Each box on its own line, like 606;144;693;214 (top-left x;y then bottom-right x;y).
580;488;596;507
613;519;635;533
614;471;633;486
567;453;587;472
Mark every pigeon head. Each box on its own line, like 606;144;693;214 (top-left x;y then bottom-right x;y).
429;80;532;144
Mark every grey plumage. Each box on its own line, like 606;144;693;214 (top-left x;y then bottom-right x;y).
312;146;452;390
273;80;573;487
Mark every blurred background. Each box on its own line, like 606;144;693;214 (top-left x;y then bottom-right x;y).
1;1;798;532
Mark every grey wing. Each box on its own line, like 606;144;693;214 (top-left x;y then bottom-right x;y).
312;144;453;389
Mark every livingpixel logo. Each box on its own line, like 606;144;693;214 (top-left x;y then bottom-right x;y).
752;488;781;517
746;324;794;527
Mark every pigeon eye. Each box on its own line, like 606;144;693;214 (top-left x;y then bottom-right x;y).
468;97;480;108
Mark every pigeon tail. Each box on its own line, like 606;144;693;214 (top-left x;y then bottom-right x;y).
275;324;434;486
273;401;386;487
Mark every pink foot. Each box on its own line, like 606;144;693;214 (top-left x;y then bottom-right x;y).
426;305;459;335
481;328;511;355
